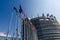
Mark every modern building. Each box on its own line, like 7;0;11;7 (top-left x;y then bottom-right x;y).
30;14;60;40
0;36;20;40
22;18;38;40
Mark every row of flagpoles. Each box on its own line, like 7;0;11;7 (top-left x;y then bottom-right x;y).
13;5;37;31
6;5;37;40
13;5;27;40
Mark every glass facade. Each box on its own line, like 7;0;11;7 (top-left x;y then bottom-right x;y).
31;16;60;40
0;36;20;40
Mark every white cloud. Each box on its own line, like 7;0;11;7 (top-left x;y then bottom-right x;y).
0;32;11;37
28;17;31;20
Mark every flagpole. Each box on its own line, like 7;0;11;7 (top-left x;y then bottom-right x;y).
16;12;19;40
12;33;15;40
6;13;13;40
13;7;19;40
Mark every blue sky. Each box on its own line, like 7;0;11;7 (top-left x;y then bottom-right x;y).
0;0;60;37
0;0;21;36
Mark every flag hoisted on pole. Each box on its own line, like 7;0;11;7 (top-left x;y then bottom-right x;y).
19;5;27;17
13;7;18;16
19;5;23;13
13;7;18;13
13;6;19;40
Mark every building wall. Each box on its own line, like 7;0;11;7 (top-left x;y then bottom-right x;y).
22;18;38;40
31;17;60;40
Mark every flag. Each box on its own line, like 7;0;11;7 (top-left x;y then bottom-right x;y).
19;5;26;17
13;7;18;12
13;7;18;16
19;5;23;13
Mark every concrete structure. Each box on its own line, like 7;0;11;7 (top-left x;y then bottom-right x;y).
30;14;60;40
22;18;38;40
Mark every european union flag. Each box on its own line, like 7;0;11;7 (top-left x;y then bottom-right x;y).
13;7;18;12
19;5;23;13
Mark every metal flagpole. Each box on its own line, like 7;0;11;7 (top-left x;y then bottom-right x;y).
13;7;19;40
6;13;13;40
12;12;18;40
12;14;17;40
19;5;27;40
12;33;15;40
16;12;19;40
